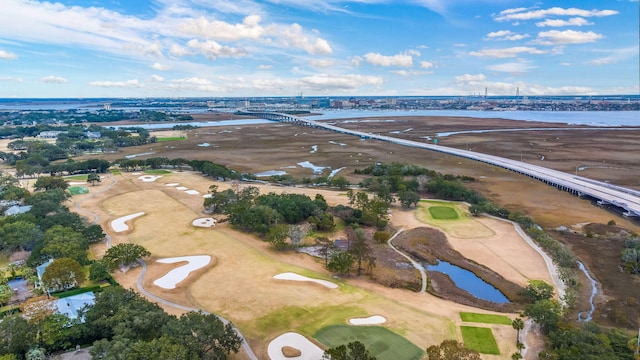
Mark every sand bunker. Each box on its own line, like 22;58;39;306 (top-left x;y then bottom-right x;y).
165;183;180;187
192;218;216;228
268;332;324;360
139;175;162;182
68;181;86;185
176;186;188;190
273;272;337;289
185;190;200;195
153;255;212;289
111;212;145;232
203;194;213;198
349;315;387;325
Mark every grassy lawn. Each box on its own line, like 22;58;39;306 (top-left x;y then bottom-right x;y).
460;326;500;355
65;174;88;181
156;137;186;142
143;169;171;174
315;325;423;360
68;186;89;195
460;312;512;325
428;206;458;220
110;169;121;175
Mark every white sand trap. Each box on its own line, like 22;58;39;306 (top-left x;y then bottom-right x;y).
165;183;180;187
153;255;212;289
268;332;324;360
111;212;145;232
68;181;86;185
176;186;188;191
192;218;216;228
132;172;142;175
203;194;213;198
139;175;162;182
273;272;337;289
185;190;200;195
349;315;387;325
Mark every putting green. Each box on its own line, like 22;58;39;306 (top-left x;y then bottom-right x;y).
460;326;500;354
428;206;458;220
459;312;512;325
68;186;89;195
314;325;423;360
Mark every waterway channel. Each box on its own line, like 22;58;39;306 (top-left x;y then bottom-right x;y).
425;259;510;303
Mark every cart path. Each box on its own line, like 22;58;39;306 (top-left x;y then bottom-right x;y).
387;228;427;293
72;173;258;360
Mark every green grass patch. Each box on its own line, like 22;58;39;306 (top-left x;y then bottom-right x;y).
65;174;88;181
460;312;512;325
143;169;171;174
460;326;500;355
315;325;423;360
110;169;121;175
67;186;89;195
428;206;459;220
156;137;186;142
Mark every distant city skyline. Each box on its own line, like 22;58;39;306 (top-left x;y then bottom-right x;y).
0;0;638;98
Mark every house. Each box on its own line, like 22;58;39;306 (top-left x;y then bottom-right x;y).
56;292;95;321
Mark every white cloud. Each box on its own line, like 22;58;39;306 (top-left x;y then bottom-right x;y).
257;64;273;70
168;77;225;92
391;69;433;76
309;59;335;68
536;17;593;27
271;23;333;55
42;75;68;84
534;30;604;45
586;46;639;65
350;56;363;66
495;7;618;21
469;46;547;58
0;50;17;59
89;79;142;88
169;44;192;57
419;61;435;69
455;73;486;84
151;62;170;71
150;74;165;82
177;15;265;41
298;73;383;90
187;39;248;60
484;30;529;41
364;52;413;67
486;61;536;74
0;76;23;82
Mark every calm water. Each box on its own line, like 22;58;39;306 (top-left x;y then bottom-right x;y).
425;259;509;303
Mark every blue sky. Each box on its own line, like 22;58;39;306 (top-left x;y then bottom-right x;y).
0;0;638;98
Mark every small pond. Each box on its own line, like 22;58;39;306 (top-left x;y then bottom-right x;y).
425;259;509;303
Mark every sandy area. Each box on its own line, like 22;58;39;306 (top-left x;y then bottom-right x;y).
185;189;200;195
267;332;324;360
166;183;180;187
192;218;216;228
139;175;162;182
153;255;212;289
273;272;338;289
349;315;387;325
110;212;145;232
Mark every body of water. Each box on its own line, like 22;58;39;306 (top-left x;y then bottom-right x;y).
425;259;510;303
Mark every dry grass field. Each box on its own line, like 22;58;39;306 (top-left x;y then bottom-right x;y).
63;114;640;358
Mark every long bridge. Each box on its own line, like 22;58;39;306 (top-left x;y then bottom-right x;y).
239;110;640;218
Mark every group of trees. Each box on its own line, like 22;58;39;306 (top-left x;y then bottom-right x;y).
0;287;241;359
621;235;640;274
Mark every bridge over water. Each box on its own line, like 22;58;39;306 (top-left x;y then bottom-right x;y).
239;110;640;218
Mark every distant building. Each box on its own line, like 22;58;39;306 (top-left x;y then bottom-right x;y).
4;205;32;216
84;131;101;139
37;130;67;139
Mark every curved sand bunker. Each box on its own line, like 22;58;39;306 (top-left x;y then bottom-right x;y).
349;315;387;325
153;255;212;289
192;218;216;228
111;212;145;232
139;175;162;182
185;189;200;195
273;272;337;289
165;183;180;187
268;332;323;360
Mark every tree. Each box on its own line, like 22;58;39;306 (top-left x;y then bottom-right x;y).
398;190;421;209
348;228;373;276
0;285;13;306
328;252;354;277
323;341;376;360
33;176;68;191
512;317;525;346
41;225;88;264
0;220;43;252
524;299;562;334
520;281;554;302
163;311;242;360
266;224;289;249
426;339;481;360
0;314;36;358
89;261;111;282
102;243;151;272
87;173;101;186
315;237;334;267
42;257;85;292
288;225;307;248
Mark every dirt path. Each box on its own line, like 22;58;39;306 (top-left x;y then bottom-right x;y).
387;228;427;293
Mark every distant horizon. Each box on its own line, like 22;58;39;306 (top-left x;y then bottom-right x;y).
1;1;638;98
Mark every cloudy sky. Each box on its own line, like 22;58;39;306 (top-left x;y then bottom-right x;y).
0;0;638;98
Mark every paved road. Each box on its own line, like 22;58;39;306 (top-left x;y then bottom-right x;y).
386;229;427;293
244;111;640;218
